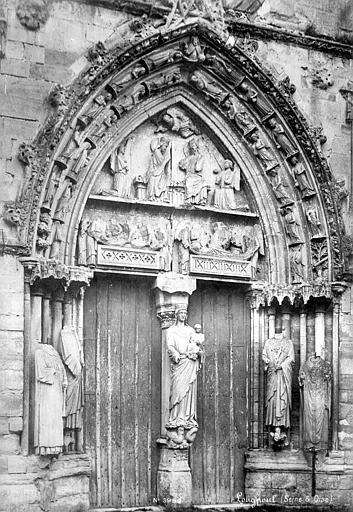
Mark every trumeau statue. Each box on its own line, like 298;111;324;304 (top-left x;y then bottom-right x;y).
166;309;204;448
59;326;84;430
299;355;332;451
146;137;171;201
262;329;294;434
34;343;67;455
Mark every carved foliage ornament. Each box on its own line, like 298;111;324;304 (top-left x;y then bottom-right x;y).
16;0;50;30
4;24;342;279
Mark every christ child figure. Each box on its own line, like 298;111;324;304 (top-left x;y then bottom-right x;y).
187;323;205;360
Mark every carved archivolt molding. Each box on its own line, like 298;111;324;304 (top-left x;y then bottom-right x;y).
5;21;347;288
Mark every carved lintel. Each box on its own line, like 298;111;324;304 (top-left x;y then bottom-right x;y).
20;257;93;290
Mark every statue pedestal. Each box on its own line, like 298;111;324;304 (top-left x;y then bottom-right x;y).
157;446;192;506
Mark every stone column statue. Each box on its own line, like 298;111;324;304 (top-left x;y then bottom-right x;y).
262;328;294;439
166;308;203;448
299;355;332;451
34;343;67;455
59;326;84;430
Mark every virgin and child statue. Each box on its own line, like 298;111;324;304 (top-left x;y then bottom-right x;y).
166;309;204;448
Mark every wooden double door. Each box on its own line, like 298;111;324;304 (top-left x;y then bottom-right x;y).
84;274;249;508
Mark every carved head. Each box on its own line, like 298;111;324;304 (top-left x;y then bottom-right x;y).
194;323;201;333
289;155;298;166
187;137;199;155
223;159;233;170
159;137;170;153
176;308;187;324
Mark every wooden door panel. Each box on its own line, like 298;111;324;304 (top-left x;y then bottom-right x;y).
189;283;249;505
84;274;161;508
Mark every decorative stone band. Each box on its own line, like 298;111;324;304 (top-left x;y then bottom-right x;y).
97;245;162;271
20;257;94;288
189;254;252;279
250;280;348;307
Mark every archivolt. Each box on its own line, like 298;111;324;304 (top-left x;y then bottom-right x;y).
9;22;344;286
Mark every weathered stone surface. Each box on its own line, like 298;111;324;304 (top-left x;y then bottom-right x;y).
0;370;23;392
7;455;27;474
53;475;89;499
0;433;20;453
271;472;297;490
245;470;271;489
8;417;23;434
0;391;23;417
0;58;30;78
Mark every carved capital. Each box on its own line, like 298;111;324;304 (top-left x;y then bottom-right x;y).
19;257;93;290
157;309;176;329
246;284;266;309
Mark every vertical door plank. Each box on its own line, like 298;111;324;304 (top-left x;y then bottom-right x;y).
215;286;231;502
110;278;123;507
188;288;203;504
83;278;97;505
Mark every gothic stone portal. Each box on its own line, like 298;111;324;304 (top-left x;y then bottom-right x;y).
81;104;260;507
84;274;248;508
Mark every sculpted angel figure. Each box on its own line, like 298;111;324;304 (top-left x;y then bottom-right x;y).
250;132;278;171
268;118;296;156
237;81;273;119
289;155;315;198
109;142;133;198
213;159;240;210
179;137;209;205
146;137;171;202
166;309;204;446
190;71;227;103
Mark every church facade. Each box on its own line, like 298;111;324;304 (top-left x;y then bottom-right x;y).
0;0;353;510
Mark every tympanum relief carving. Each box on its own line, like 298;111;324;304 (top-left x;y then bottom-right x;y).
93;109;250;212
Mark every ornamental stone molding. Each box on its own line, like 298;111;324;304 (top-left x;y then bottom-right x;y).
3;18;348;289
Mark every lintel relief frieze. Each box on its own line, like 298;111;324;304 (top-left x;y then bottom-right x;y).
3;15;348;285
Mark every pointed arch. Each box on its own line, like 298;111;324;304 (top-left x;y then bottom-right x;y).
9;22;344;288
